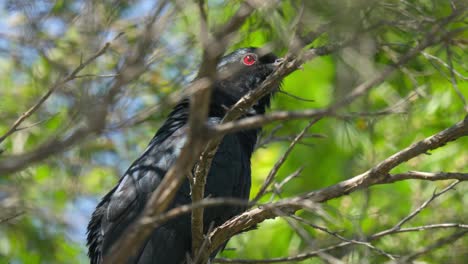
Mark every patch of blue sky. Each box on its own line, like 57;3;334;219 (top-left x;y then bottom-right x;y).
120;0;157;20
41;17;66;37
65;196;97;246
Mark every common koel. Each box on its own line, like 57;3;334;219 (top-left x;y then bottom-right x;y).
87;47;283;264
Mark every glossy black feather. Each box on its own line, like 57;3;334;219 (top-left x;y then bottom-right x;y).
87;47;280;264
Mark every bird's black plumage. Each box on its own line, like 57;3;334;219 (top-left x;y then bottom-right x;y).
87;47;281;264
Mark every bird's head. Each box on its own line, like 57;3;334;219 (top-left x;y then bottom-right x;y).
213;47;283;115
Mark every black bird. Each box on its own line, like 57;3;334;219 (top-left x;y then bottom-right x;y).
87;47;282;264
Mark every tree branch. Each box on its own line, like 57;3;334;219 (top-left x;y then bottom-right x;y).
104;2;258;262
205;114;468;259
399;230;468;263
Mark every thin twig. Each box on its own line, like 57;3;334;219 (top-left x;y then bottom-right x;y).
253;118;319;202
290;215;397;260
0;211;25;224
371;181;460;238
446;43;467;111
398;230;468;263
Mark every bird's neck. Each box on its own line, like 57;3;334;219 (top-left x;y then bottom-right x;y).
209;89;271;156
155;92;270;156
209;89;271;117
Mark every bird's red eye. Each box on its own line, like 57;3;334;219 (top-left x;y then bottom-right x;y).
242;54;257;66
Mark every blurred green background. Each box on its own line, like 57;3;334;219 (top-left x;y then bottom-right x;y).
0;0;466;263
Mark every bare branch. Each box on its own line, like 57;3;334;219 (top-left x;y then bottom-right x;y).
102;78;214;263
281;211;346;264
371;181;461;238
191;0;215;255
190;0;265;259
253;118;319;202
445;44;467;111
215;242;352;263
384;223;468;234
0;211;25;224
205;114;468;258
214;181;467;263
398;230;468;263
384;171;468;183
422;51;468;81
104;2;258;262
290;215;396;260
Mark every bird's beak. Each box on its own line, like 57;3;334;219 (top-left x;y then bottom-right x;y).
274;57;304;71
273;57;285;67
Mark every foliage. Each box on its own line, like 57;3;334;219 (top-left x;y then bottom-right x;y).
0;0;466;263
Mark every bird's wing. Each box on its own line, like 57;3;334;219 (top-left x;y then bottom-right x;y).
87;126;188;263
